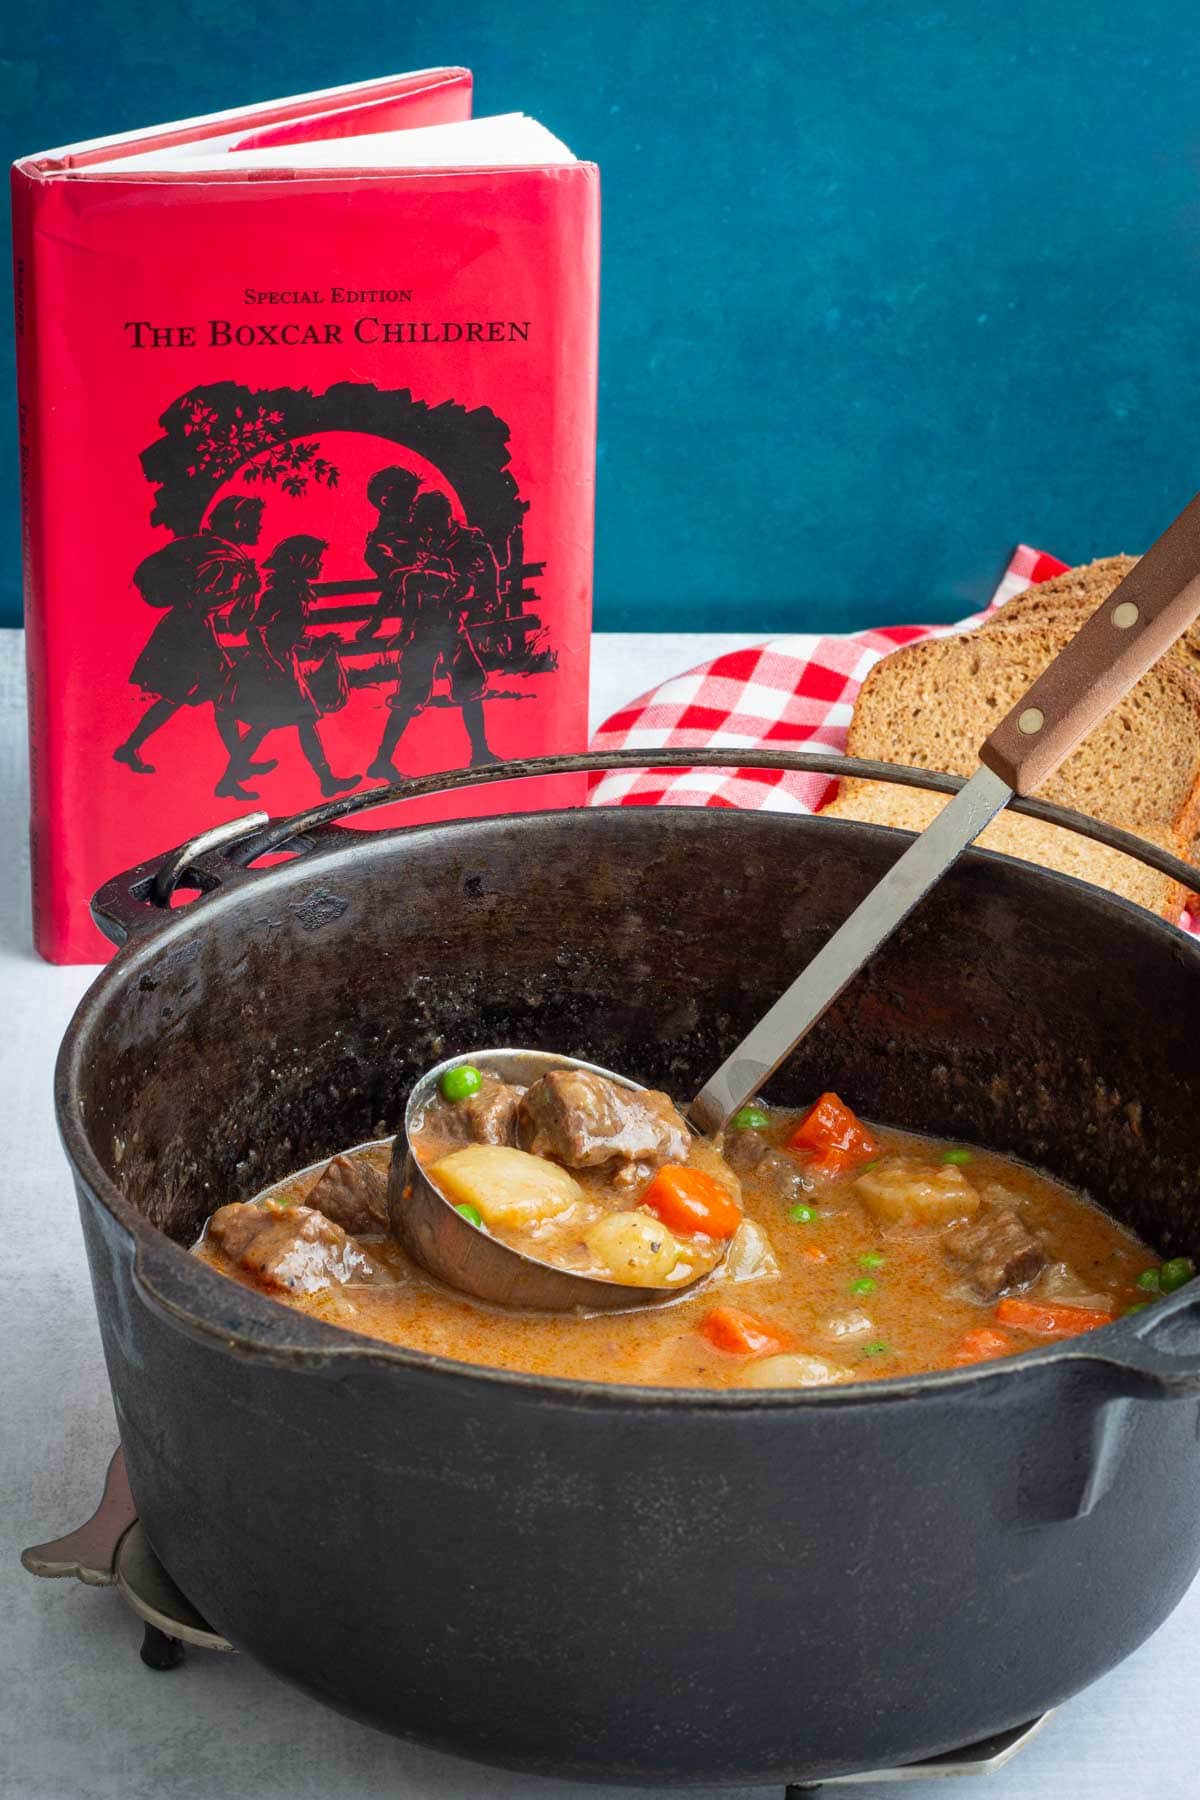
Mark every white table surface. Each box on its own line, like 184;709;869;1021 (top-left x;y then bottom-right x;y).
2;627;1197;1800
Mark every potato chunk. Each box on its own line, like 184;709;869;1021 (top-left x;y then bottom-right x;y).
1035;1259;1113;1313
431;1144;583;1229
854;1155;980;1228
737;1353;852;1389
720;1218;781;1285
822;1309;875;1342
584;1210;681;1285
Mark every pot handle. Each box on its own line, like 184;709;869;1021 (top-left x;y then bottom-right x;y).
1070;1289;1200;1399
90;749;1200;947
89;811;348;947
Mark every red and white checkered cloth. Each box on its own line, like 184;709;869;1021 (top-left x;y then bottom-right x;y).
589;545;1067;812
588;544;1197;930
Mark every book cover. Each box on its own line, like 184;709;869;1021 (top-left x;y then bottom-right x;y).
12;70;599;961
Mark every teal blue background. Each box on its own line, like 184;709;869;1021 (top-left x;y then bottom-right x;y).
5;3;1200;632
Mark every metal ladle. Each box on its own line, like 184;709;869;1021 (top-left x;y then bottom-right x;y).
394;488;1200;1312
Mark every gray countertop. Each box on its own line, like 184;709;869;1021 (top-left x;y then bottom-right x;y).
2;629;1195;1800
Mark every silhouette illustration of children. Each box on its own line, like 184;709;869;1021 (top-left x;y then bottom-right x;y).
218;534;357;801
367;490;501;780
356;465;423;645
115;495;265;774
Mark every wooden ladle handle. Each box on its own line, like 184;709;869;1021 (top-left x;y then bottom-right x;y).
980;489;1200;795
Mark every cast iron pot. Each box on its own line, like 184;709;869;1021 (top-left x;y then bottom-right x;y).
56;752;1200;1788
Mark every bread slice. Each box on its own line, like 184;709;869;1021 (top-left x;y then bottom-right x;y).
983;553;1200;688
843;624;1200;845
822;781;1188;919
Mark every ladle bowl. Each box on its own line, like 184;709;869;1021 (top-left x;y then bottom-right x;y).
392;1047;715;1310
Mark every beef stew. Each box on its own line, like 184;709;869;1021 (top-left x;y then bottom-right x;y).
195;1081;1182;1388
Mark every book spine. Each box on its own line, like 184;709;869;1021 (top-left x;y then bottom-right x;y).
9;169;58;960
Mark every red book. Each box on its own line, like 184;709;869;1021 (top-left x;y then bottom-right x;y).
12;70;599;961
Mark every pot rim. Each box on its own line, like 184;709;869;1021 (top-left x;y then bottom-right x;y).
56;798;1200;1410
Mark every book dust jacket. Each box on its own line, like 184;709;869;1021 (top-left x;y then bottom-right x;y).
13;71;599;959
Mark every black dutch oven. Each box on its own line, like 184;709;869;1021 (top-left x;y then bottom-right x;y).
56;752;1200;1788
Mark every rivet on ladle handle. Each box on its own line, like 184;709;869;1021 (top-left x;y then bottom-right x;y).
980;487;1200;795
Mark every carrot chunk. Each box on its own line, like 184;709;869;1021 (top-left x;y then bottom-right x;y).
787;1093;878;1173
702;1305;789;1357
995;1298;1114;1338
641;1165;742;1239
950;1327;1015;1366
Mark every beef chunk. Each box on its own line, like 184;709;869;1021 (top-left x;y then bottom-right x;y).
517;1071;690;1169
723;1127;773;1174
464;1079;522;1145
207;1200;383;1294
750;1149;811;1205
425;1074;522;1148
304;1154;389;1234
723;1129;811;1203
945;1205;1047;1302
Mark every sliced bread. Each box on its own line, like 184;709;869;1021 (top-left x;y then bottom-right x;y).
842;624;1200;844
822;781;1188;919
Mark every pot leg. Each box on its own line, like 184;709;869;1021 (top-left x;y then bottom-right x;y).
139;1624;185;1671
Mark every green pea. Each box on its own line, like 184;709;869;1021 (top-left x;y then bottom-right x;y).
1160;1256;1196;1294
849;1276;876;1296
1124;1302;1151;1316
941;1148;972;1165
863;1341;890;1357
441;1063;484;1102
860;1251;886;1270
454;1202;484;1228
860;1159;879;1172
1135;1268;1162;1293
788;1202;817;1224
732;1106;770;1131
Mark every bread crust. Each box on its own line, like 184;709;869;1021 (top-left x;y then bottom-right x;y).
981;553;1200;693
